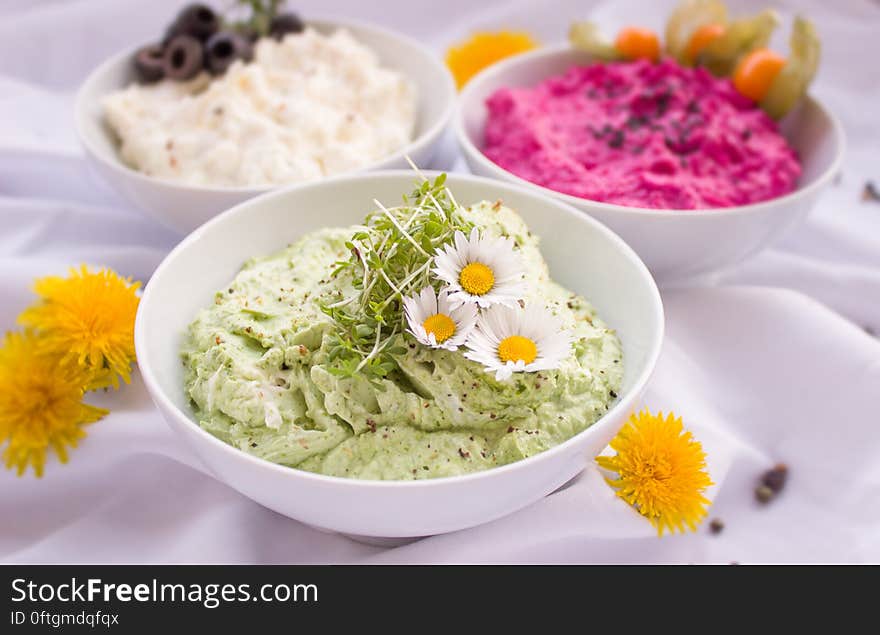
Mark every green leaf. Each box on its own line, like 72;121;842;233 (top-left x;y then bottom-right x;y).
355;325;374;338
424;221;442;237
378;361;397;373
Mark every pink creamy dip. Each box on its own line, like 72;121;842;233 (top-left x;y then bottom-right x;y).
483;59;801;209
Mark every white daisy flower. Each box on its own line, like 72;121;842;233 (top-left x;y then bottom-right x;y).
464;303;572;381
433;227;526;309
403;286;478;351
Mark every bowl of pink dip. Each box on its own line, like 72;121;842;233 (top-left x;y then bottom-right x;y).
455;46;844;281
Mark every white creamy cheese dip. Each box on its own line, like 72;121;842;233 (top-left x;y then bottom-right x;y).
103;28;417;187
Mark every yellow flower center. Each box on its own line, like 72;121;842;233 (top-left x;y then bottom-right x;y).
459;262;495;296
497;335;537;365
422;313;456;343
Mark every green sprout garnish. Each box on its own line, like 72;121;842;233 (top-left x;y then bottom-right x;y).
320;171;474;383
231;0;286;37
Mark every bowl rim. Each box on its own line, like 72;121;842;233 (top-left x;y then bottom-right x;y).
454;43;846;219
74;16;457;195
135;169;665;489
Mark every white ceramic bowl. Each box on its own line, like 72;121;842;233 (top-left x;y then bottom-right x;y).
75;18;456;234
135;171;663;538
455;46;845;282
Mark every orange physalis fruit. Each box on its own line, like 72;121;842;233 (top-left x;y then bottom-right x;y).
685;23;725;63
614;27;661;62
733;48;786;102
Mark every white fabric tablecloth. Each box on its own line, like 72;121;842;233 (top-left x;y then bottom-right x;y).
1;0;878;564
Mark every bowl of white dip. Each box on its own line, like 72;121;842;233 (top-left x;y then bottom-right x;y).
135;171;663;539
76;18;456;234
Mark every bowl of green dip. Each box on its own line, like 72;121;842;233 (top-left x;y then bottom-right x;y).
135;171;663;538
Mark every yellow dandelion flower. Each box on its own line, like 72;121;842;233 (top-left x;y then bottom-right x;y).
18;265;140;389
597;409;712;535
0;331;108;477
445;31;538;89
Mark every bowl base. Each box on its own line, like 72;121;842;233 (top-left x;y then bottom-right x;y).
338;533;426;548
311;473;584;547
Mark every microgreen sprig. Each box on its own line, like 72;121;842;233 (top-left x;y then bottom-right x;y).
320;172;473;382
227;0;285;37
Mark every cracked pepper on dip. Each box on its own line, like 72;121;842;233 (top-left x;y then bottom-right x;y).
483;1;819;210
182;175;623;480
102;2;416;187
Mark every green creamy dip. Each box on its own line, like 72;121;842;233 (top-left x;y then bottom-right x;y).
182;201;623;480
